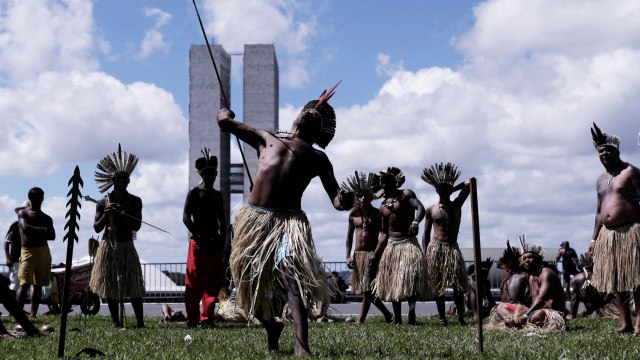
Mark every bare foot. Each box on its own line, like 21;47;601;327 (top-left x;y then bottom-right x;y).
615;326;633;334
1;333;17;340
384;314;393;323
294;344;311;357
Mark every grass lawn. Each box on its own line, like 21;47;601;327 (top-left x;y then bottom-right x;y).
2;314;640;359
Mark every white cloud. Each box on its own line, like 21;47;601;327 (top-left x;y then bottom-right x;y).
0;0;100;84
137;7;172;59
203;0;321;87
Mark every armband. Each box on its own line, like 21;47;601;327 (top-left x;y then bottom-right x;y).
412;221;419;225
522;313;529;319
590;239;596;243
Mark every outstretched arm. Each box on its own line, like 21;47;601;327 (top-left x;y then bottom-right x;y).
318;153;352;210
217;109;265;150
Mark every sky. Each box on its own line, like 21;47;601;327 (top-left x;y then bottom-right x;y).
1;0;640;264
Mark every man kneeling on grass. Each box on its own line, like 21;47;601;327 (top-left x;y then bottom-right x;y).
491;236;567;332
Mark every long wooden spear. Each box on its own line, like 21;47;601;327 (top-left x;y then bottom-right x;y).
58;166;83;358
470;177;484;353
191;0;254;190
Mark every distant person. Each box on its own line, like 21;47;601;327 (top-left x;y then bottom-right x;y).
343;171;393;323
588;123;640;335
4;200;30;292
421;163;472;325
15;187;55;321
492;238;567;332
89;145;145;328
372;167;427;325
555;241;579;296
182;148;227;327
1;274;42;339
218;84;351;356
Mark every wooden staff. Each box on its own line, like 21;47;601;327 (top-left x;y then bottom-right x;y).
58;166;83;358
470;177;484;353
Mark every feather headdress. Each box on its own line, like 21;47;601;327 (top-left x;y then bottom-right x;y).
195;147;218;173
95;144;138;193
591;122;620;151
340;171;379;210
421;162;461;187
300;81;341;149
497;239;523;271
519;234;544;258
372;167;405;198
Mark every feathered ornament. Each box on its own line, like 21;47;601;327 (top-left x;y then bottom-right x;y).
573;252;593;271
519;234;544;258
195;147;218;173
94;144;138;193
299;81;341;149
372;167;405;198
340;171;379;210
497;239;523;271
421;162;461;187
591;122;620;151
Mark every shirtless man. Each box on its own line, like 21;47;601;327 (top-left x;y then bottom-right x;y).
588;123;640;335
217;87;350;356
372;167;427;325
182;149;226;327
89;145;145;328
494;241;567;331
421;163;471;325
15;187;55;321
343;172;393;324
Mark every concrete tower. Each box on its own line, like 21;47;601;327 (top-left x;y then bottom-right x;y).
242;44;279;199
188;44;232;225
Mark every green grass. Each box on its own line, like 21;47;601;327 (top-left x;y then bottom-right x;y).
2;314;640;359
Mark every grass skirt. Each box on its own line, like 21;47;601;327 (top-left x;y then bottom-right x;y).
230;204;333;319
89;240;145;299
351;250;373;294
425;241;468;296
373;237;428;301
592;223;640;293
486;305;566;333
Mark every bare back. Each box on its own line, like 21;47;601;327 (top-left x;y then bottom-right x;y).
249;132;331;209
596;163;640;228
18;209;55;248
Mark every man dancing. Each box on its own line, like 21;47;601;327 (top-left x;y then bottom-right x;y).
182;148;226;327
343;172;393;324
372;167;427;325
589;123;640;335
89;145;145;328
217;85;350;356
421;162;471;325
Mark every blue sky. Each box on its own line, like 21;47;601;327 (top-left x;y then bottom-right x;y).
2;0;640;264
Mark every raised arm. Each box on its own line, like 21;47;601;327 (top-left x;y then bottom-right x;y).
217;108;265;150
453;178;472;207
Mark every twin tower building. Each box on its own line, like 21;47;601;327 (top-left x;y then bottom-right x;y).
188;44;279;226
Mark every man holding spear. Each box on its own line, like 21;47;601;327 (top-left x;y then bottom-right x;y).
217;83;351;356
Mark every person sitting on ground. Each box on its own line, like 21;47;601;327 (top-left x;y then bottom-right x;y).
491;236;567;333
0;274;42;340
